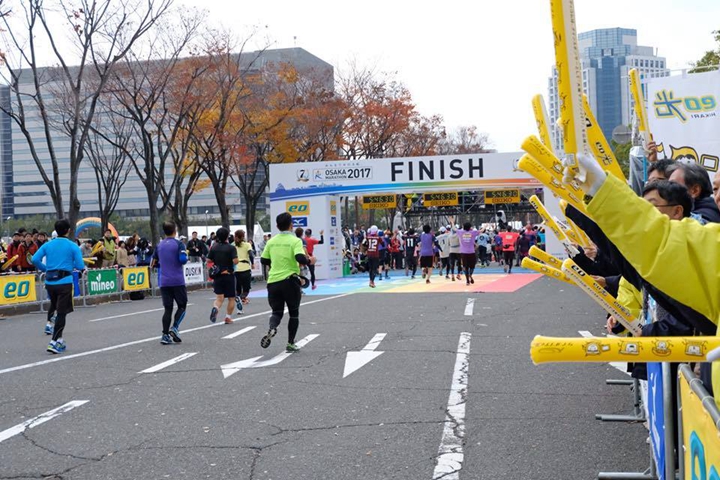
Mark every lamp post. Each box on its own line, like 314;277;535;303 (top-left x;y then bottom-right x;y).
204;210;209;238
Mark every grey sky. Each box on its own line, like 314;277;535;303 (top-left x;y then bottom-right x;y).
176;1;720;151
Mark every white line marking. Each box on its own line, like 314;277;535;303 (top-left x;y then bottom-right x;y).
222;326;257;340
221;334;319;378
0;400;89;444
432;332;471;480
343;333;387;378
464;298;475;316
88;304;195;323
578;330;628;375
139;352;197;374
0;294;351;376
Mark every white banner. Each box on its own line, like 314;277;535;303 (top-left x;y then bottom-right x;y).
269;153;539;200
647;71;720;174
183;262;204;285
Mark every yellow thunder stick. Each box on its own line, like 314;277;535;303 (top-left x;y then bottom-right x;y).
518;155;587;213
582;95;626;182
83;257;95;264
629;68;652;152
557;200;592;248
531;94;555;152
521;135;564;181
530;335;720;365
522;258;575;285
529;195;580;256
529;245;563;269
91;241;104;256
561;258;643;336
2;254;18;270
550;0;589;181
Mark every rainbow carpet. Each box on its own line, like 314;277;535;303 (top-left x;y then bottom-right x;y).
247;267;541;297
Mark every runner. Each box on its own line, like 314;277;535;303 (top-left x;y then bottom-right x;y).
436;226;451;279
150;222;188;345
476;228;490;267
448;224;462;281
403;227;419;279
500;226;520;274
207;227;238;324
234;229;254;313
304;229;324;290
362;226;382;287
260;212;315;352
31;219;85;354
459;222;479;285
377;229;389;280
419;225;439;284
493;230;504;264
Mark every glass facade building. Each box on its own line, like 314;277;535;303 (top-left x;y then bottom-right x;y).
548;28;669;152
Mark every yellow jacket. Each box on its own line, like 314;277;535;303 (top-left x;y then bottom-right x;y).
617;277;642;321
588;174;720;405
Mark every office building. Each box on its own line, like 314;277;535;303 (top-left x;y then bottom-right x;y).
548;28;669;152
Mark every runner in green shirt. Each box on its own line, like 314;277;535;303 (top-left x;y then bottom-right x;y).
260;212;315;352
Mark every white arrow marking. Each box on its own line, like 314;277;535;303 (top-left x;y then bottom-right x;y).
464;298;475;316
221;334;319;379
0;400;89;444
343;333;387;378
139;352;197;374
578;330;628;374
222;325;257;340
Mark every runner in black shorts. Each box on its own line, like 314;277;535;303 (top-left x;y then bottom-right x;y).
208;227;238;324
403;228;418;279
31;219;85;354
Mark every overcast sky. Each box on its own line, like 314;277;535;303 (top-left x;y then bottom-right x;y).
187;1;718;152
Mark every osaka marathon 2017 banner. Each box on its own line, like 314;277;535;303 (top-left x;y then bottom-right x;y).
268;153;541;200
647;70;720;174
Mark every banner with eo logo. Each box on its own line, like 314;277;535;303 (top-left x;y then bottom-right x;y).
88;269;118;296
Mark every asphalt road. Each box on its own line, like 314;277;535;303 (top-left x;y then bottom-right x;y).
0;274;649;479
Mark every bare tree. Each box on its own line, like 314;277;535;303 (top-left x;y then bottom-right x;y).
101;10;205;243
0;0;173;233
85;113;131;232
436;126;492;155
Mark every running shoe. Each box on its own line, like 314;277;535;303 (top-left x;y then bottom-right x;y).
456;274;462;281
411;275;415;279
242;298;250;305
369;282;376;288
286;343;300;353
235;296;241;308
55;340;66;353
44;323;53;335
237;299;244;314
422;273;426;279
312;284;317;290
260;328;277;348
160;334;172;345
470;278;475;284
47;341;62;354
445;275;450;279
452;276;456;282
224;316;234;324
169;327;182;343
503;264;508;273
210;307;218;323
466;281;470;286
378;275;383;281
426;278;430;284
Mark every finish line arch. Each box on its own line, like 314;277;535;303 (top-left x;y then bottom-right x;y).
269;152;563;280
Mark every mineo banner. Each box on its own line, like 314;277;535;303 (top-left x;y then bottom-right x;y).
183;262;204;285
88;269;118;296
679;368;720;478
647;70;720;173
0;274;36;305
270;153;539;200
122;266;150;291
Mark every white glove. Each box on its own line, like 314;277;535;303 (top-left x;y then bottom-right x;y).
562;153;607;196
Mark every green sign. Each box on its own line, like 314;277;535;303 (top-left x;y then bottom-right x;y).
88;269;118;296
